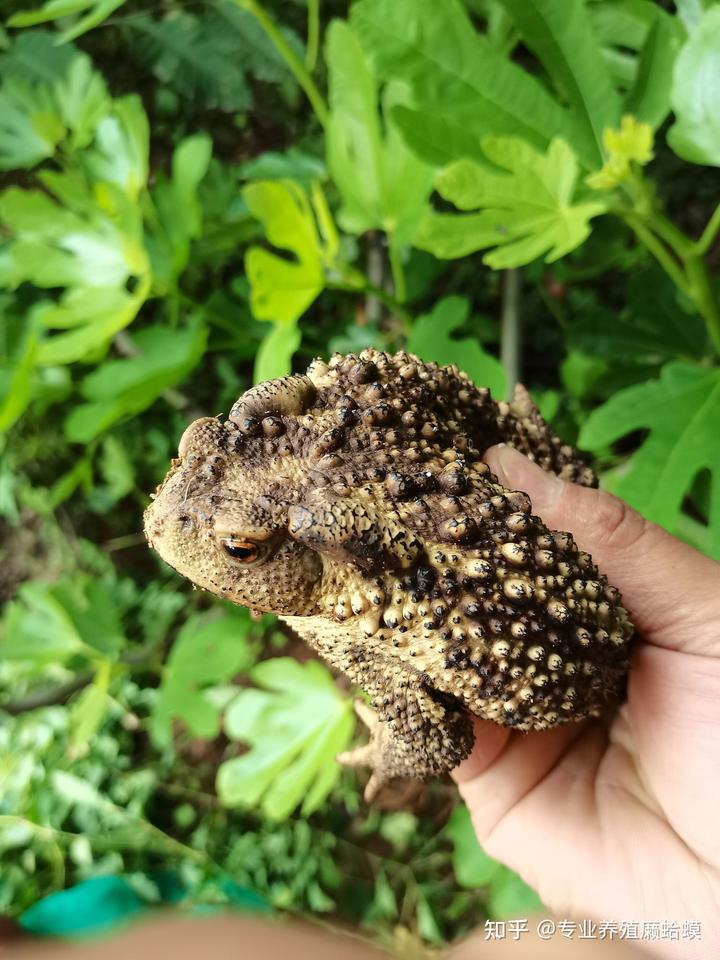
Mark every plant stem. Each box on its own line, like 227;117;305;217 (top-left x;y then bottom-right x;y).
234;0;329;128
500;268;521;398
685;254;720;354
388;239;407;304
365;233;384;327
623;205;720;355
648;210;693;259
696;201;720;256
305;0;320;72
622;214;690;296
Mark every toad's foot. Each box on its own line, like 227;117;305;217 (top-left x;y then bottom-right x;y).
337;692;475;803
337;700;399;802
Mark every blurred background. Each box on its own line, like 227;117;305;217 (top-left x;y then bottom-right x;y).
1;0;719;950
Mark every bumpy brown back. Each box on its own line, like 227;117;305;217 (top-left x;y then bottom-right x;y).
221;349;633;732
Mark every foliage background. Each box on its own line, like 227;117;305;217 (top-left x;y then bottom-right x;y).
1;0;719;948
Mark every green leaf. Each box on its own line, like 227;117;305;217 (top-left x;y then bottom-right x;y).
0;312;38;432
253;322;301;383
1;180;145;288
0;575;124;663
0;48;111;167
407;296;507;397
351;0;591;168
0;31;77;85
34;283;150;366
51;577;126;657
83;95;149;200
416;892;443;943
325;20;433;247
363;869;397;923
9;0;127;42
53;52;111;150
674;0;715;33
497;0;621;167
150;607;258;748
446;805;503;887
240;149;325;183
389;105;488;170
567;266;708;364
19;876;144;937
1;582;85;663
218;658;354;819
445;806;543;916
129;11;250;113
69;659;111;753
146;133;212;286
1;163;151;363
128;0;299;112
64;316;207;442
416;137;607;268
623;9;683;128
93;433;136;505
488;868;543;919
579;362;720;558
588;0;659;53
0;81;151;362
0;77;64;170
667;7;720;166
242;180;327;326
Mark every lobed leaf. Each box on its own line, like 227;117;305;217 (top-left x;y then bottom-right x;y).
0;31;77;85
146;133;213;287
53;53;111;150
64;316;207;442
218;658;354;819
0;75;152;365
579;362;720;558
253;323;302;383
242;180;326;326
83;95;149;201
407;296;507;398
325;20;433;247
497;0;621;167
0;79;64;170
0;576;126;663
416;137;607;268
623;8;683;128
150;607;259;748
667;7;720;166
350;0;589;167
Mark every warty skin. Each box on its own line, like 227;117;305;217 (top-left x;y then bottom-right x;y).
144;350;634;800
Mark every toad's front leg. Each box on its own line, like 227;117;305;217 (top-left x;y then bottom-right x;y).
337;684;475;802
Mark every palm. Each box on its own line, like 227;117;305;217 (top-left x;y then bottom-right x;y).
455;445;720;959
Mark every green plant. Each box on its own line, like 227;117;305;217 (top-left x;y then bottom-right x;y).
1;0;719;947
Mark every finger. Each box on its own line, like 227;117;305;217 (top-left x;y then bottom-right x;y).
453;718;510;785
453;715;599;847
484;444;720;656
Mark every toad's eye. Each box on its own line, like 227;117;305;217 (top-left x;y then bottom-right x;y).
220;538;263;564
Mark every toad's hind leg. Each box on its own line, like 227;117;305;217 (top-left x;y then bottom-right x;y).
337;685;475;802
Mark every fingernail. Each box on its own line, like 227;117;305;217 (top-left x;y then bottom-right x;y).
492;444;564;511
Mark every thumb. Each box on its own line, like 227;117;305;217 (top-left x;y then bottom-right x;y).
484;444;720;656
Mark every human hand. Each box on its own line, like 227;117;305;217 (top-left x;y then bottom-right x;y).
453;444;720;960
